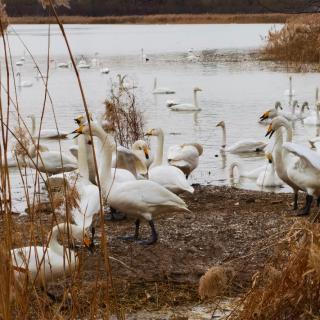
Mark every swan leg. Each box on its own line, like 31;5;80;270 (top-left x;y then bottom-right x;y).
105;207;127;221
119;219;140;241
137;220;158;245
296;194;313;216
293;192;298;210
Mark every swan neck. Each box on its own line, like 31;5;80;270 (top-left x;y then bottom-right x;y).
77;135;90;180
153;78;157;90
194;90;199;109
48;224;66;256
154;130;164;167
221;125;227;148
284;122;293;142
30;115;36;136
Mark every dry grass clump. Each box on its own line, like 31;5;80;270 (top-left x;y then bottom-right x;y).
198;266;235;300
0;1;8;35
103;76;144;148
11;127;32;159
231;220;320;320
38;0;70;9
263;14;320;64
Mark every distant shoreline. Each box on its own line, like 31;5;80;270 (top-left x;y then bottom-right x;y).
8;13;296;25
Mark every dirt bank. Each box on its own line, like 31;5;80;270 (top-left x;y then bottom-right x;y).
7;185;312;318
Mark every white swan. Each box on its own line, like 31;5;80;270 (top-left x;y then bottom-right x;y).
57;62;70;69
168;87;202;111
74;122;190;245
117;74;137;91
284;76;295;97
282;142;320;215
265;116;302;210
100;67;110;74
216;121;266;153
77;58;91;69
11;222;92;288
141;48;149;62
229;153;283;187
297;102;310;120
256;153;283;187
167;143;203;178
260;100;300;122
145;128;194;194
28;114;69;139
152;78;175;94
303;103;320;126
16;72;33;88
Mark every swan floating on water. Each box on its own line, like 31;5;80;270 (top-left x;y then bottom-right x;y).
152;78;175;94
16;72;33;88
168;87;202;111
216;120;266;153
28;114;69;139
284;76;295;97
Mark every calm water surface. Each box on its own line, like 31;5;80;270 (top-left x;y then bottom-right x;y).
3;24;319;213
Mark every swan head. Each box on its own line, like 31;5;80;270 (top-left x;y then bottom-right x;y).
216;121;225;128
292;100;299;108
145;128;163;137
266;152;273;164
274;101;282;110
74;113;93;125
185;143;203;156
265;116;290;139
301;101;309;110
193;87;202;92
132;140;150;159
259;109;278;121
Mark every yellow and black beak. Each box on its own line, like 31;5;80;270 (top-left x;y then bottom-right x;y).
265;124;275;139
266;152;273;164
260;111;270;122
143;145;150;160
83;233;95;253
144;129;153;136
74;115;84;125
71;124;84;139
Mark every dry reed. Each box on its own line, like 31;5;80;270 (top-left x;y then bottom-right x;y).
103;76;145;149
230;220;320;320
262;14;320;64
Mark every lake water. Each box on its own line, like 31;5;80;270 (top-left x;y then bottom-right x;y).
3;23;320;213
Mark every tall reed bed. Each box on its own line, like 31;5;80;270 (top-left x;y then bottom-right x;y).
262;14;320;65
0;0;125;318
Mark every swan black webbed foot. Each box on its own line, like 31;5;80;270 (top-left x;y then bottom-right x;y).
294;194;313;216
105;207;127;221
137;220;158;245
118;219;140;241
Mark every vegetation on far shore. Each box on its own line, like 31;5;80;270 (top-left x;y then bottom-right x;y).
262;14;320;65
8;13;294;25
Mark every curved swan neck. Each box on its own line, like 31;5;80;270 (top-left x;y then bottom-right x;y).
220;125;227;148
283;121;293;142
153;129;164;167
78;135;90;180
229;163;240;179
89;124;114;192
48;223;69;256
194;90;199;109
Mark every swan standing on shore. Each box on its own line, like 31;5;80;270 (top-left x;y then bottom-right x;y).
145;128;194;194
152;78;175;94
167;143;203;178
28;114;69;139
265;116;303;211
168;87;202;111
282;142;320;215
73;123;190;245
11;223;92;288
216;121;266;153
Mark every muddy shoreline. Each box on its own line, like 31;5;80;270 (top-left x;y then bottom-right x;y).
6;185;311;318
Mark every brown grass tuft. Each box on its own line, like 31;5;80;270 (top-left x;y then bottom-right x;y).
11;127;32;159
198;266;234;300
231;220;320;320
0;1;8;34
263;14;320;64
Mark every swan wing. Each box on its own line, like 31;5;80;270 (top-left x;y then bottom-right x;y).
227;140;267;153
283;142;320;171
115;147;147;175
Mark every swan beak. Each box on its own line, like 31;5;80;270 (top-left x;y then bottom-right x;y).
143;146;150;159
144;129;153;136
266;152;273;163
70;125;84;139
74;115;83;125
260;111;270;121
265;124;275;138
83;234;95;253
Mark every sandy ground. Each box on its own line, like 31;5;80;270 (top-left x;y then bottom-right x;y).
6;185;311;319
